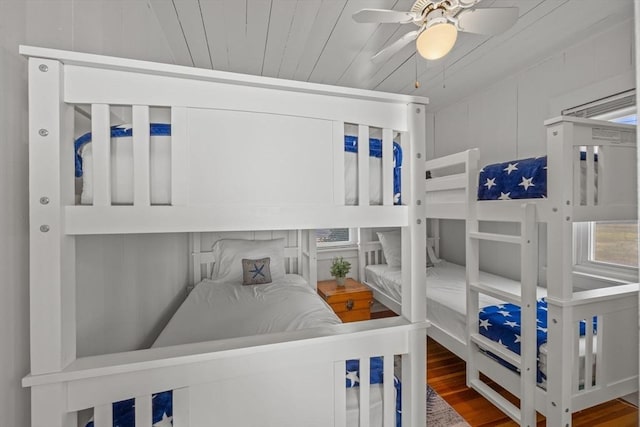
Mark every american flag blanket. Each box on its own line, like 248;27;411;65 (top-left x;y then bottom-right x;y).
477;156;547;201
86;356;400;427
479;299;596;383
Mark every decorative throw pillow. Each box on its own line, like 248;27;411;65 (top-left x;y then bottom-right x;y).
242;257;272;285
377;230;402;268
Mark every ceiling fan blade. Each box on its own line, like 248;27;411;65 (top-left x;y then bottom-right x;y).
456;7;519;35
352;9;418;24
371;30;420;64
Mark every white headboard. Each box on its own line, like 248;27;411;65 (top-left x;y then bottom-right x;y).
188;231;317;288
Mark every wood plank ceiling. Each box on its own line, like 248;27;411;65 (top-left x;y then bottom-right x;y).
150;0;634;110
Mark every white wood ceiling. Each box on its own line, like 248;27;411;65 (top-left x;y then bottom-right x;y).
150;0;634;110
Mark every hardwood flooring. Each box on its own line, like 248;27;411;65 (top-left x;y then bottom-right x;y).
371;309;638;426
427;337;638;427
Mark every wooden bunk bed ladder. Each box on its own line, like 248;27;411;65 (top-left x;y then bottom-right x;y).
466;202;538;427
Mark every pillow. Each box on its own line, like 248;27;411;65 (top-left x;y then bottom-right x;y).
211;238;286;284
427;244;441;267
377;230;401;268
242;257;272;285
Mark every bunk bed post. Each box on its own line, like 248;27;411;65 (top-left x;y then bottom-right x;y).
544;120;575;427
27;57;77;425
401;103;427;427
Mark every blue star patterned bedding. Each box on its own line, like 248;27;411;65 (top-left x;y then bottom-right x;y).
479;299;596;384
477;156;547;201
85;356;401;427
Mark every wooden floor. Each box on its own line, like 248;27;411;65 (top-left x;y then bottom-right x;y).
427;336;639;427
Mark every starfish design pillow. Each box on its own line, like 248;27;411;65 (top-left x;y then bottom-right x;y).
241;257;272;285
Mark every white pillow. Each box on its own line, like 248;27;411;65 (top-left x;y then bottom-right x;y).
211;239;286;284
377;230;401;268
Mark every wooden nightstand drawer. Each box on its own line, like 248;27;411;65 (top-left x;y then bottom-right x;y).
317;278;373;323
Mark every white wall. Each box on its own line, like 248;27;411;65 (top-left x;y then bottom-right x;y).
0;2;29;426
433;18;636;278
0;1;190;424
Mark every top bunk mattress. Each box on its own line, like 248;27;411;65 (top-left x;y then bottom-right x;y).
75;124;403;206
152;274;341;348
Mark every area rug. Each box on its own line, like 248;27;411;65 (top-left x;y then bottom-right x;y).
428;385;470;427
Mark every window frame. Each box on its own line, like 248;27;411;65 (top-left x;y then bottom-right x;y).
315;227;358;249
568;92;638;280
574;222;638;282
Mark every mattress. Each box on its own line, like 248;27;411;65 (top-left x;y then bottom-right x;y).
364;261;557;379
75;125;402;206
476;154;597;202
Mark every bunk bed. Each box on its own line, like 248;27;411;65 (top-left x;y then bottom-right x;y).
20;45;428;427
360;117;638;426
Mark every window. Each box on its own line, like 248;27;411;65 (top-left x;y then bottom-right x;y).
316;228;356;247
566;90;638;271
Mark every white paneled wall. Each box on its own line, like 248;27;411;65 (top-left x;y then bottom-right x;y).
0;2;29;426
1;1;178;424
76;234;188;356
432;18;636;278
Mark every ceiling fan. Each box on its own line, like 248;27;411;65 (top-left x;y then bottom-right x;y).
353;0;519;63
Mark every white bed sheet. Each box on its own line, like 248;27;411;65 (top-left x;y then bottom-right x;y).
153;274;340;347
153;274;392;426
365;261;555;376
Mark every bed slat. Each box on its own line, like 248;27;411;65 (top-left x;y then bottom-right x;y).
334;121;346;205
91;104;111;206
585;146;595;206
573;147;582;206
173;387;190;427
383;354;395;427
132;106;151;206
382;128;394;206
93;404;112;427
359;357;370;427
171;107;188;206
583;318;594;390
134;395;152;426
334;361;347;427
358;125;370;206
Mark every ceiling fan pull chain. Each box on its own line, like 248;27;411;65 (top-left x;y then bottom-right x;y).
442;62;446;89
414;54;421;89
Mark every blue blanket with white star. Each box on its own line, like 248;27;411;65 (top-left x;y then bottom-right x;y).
479;299;596;383
477;156;547;200
85;356;401;427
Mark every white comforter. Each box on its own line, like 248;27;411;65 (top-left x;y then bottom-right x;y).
153;274;341;348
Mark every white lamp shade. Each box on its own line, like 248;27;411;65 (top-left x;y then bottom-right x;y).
416;22;458;60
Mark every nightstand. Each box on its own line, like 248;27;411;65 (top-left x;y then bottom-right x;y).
317;278;373;322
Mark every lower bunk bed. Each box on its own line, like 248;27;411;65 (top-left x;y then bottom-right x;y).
80;236;408;427
360;236;638;419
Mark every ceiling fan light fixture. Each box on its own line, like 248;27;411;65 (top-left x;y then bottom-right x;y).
416;21;458;60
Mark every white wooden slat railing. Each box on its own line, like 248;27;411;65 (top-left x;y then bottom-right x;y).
358;125;370;206
91;104;111;206
134;395;152;426
173;387;190;427
334;121;346;205
132;105;151;206
359;357;371;426
382;128;394;206
334;361;347;427
170;107;188;206
93;404;112;427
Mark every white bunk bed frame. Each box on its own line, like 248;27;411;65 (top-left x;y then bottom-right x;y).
420;117;639;427
21;45;429;427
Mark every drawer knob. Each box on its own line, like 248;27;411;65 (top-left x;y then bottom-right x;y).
346;299;354;311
